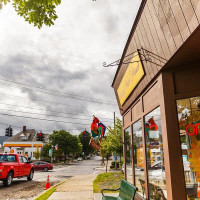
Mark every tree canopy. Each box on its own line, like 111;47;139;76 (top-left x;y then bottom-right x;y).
0;0;61;28
50;130;81;163
100;118;123;160
79;131;94;156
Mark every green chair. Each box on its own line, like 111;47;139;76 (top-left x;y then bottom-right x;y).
101;179;138;200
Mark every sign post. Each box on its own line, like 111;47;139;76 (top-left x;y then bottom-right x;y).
49;148;52;163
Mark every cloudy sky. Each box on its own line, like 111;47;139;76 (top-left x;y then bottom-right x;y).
0;0;141;136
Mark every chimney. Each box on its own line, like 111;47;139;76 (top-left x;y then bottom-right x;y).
23;126;26;132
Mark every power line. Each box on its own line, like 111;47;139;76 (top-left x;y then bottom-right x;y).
0;91;115;113
0;122;86;133
0;108;114;123
0;77;117;105
0;102;114;120
0;112;91;126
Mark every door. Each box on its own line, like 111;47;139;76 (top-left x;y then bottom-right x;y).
22;156;30;175
18;156;25;176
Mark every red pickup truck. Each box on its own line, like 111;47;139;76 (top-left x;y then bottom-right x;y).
0;154;34;186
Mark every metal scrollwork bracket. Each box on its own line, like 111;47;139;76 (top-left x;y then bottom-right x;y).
103;47;167;68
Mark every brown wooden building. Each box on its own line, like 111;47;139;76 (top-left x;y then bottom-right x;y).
112;0;200;199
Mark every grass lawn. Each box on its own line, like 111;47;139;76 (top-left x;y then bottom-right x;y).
34;187;56;200
93;172;124;193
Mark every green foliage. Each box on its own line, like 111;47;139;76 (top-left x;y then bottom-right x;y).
34;147;40;160
79;131;94;156
93;172;124;193
100;118;123;158
50;130;81;163
41;143;51;160
0;0;61;28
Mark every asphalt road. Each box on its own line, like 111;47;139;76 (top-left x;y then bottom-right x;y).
0;156;103;200
34;155;103;182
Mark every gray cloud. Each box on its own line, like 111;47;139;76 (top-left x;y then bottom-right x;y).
0;0;141;136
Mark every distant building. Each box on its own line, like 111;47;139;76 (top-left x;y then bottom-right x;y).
3;126;49;160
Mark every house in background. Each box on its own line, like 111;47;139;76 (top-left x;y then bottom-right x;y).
3;126;49;160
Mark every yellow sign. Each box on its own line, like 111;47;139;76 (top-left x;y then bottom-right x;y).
117;51;144;105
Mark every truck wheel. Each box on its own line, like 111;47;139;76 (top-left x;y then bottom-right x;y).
27;169;34;181
44;167;48;172
3;172;13;187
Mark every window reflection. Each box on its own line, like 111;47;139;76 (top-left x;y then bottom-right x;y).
145;107;167;200
132;119;146;198
125;127;133;184
177;96;200;200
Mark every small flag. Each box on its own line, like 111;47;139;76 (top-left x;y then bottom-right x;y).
98;122;106;142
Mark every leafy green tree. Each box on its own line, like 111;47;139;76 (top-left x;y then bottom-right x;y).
50;130;79;163
79;131;94;156
0;0;61;28
41;143;51;161
100;118;123;168
70;135;82;160
34;147;40;160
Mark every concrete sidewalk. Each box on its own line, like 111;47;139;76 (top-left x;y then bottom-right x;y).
47;159;120;200
48;174;97;200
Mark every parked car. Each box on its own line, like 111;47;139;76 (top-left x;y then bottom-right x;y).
86;156;90;159
33;161;53;172
77;157;83;161
0;154;34;186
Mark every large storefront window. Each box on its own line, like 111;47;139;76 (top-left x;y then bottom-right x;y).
125;127;132;183
132;119;146;198
145;107;167;199
177;96;200;200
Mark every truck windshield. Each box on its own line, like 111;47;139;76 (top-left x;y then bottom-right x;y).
0;155;16;162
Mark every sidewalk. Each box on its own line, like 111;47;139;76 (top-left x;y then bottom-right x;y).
48;174;97;200
47;159;120;200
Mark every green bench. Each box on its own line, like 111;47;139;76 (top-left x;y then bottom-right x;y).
101;179;138;200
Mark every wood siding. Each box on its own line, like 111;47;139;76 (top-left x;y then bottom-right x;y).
113;0;200;115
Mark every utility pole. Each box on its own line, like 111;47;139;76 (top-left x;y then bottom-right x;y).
114;112;115;128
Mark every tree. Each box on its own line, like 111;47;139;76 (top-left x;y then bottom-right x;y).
100;118;123;169
41;143;51;161
0;0;61;28
78;131;94;156
50;130;79;163
70;135;82;160
34;147;40;160
100;136;108;166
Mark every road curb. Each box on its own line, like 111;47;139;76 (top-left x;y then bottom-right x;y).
33;178;68;200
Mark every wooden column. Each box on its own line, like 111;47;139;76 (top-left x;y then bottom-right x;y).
142;116;149;199
130;125;135;185
159;72;186;200
123;128;127;180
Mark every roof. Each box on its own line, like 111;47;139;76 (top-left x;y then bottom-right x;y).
0;136;9;145
4;129;37;142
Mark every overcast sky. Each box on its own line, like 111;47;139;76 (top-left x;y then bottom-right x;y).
0;0;141;136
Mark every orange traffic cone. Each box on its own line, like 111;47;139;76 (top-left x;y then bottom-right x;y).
198;182;200;198
45;175;50;190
